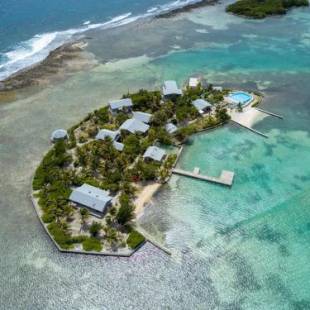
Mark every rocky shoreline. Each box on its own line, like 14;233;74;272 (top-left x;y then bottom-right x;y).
0;41;94;94
0;0;218;95
156;0;218;18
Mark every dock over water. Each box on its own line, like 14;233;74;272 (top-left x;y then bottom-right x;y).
255;108;283;119
231;120;268;138
172;168;234;186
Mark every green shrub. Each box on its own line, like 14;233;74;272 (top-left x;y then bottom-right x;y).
69;235;88;243
47;222;73;249
89;222;102;237
95;106;110;124
128;89;161;111
116;194;135;225
82;237;103;252
41;212;55;223
126;230;145;249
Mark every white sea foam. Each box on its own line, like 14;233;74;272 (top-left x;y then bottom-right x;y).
0;0;205;81
0;13;134;80
147;7;158;13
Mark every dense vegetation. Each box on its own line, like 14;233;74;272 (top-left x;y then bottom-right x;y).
32;83;230;252
226;0;309;19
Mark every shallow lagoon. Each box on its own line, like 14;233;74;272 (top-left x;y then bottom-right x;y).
1;3;310;309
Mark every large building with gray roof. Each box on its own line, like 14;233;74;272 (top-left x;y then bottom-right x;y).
69;184;112;217
96;129;124;151
165;123;178;134
120;118;150;135
143;146;167;162
192;99;212;114
95;129;119;141
162;80;182;99
132;111;152;124
109;98;133;115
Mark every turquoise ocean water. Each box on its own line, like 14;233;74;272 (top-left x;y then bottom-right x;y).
1;1;310;309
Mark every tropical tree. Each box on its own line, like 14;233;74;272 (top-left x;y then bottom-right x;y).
89;222;102;237
123;134;140;156
116;194;135;225
80;208;90;231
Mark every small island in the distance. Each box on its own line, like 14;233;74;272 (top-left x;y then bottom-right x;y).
226;0;309;19
31;78;262;256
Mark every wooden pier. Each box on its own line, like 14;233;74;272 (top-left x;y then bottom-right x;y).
172;167;234;186
231;120;268;138
254;108;283;119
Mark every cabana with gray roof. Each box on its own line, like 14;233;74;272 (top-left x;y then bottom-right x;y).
120;118;149;135
113;141;124;151
132;111;152;124
109;98;133;115
143;146;167;162
69;184;112;217
165;123;178;134
213;86;223;92
162;80;182;99
50;129;68;142
95;129;120;141
188;77;199;88
192;99;212;114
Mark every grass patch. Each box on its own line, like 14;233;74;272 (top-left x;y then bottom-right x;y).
126;230;145;249
47;222;87;249
82;237;103;252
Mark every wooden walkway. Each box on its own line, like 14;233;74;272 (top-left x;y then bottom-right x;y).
255;108;283;119
172;168;234;186
231;120;268;138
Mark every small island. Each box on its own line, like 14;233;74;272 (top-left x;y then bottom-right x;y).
31;78;261;255
226;0;309;19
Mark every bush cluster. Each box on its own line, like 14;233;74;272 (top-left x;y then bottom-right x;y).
126;230;145;249
226;0;308;19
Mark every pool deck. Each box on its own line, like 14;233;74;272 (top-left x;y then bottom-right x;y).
224;91;254;107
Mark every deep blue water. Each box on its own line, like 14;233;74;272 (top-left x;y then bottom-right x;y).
0;0;194;80
0;0;168;49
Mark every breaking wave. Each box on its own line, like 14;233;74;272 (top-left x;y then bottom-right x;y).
0;0;205;81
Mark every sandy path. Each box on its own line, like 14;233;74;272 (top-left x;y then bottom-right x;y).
134;182;162;217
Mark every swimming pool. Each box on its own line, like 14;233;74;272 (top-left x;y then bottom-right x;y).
227;91;253;107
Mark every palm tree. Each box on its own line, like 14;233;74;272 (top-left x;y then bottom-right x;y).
80;208;90;232
103;226;118;248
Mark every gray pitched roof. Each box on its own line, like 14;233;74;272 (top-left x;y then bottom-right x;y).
189;77;199;88
69;184;112;213
165;123;178;134
213;86;223;91
120;118;149;134
192;99;212;112
143;146;166;162
113;141;124;151
109;98;133;111
132;111;152;124
162;80;182;96
51;129;68;141
96;129;119;141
